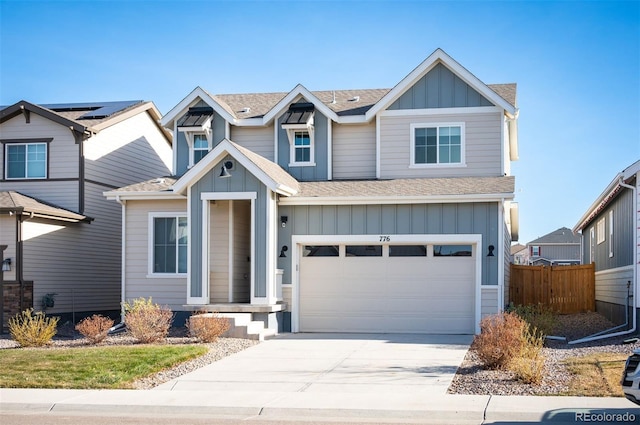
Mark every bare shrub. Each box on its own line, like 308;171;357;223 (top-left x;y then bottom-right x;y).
509;329;546;384
186;313;230;343
123;297;173;343
9;309;59;347
473;312;528;369
75;314;114;344
507;303;558;337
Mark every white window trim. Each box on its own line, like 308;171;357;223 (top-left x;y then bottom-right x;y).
597;217;606;245
409;122;466;168
183;130;212;169
4;142;48;180
609;210;614;258
147;212;188;278
531;245;541;257
285;125;315;167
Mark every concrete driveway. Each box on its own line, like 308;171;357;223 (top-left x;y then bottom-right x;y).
155;333;472;396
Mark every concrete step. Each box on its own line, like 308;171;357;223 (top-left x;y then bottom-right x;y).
217;313;276;341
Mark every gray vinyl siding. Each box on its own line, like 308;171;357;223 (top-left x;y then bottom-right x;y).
124;199;188;311
0;214;17;282
22;182;122;314
84;112;172;188
175;104;226;177
595;266;634;308
277;202;499;287
332;123;376;179
388;63;494;110
229;125;274;161
0;112;78;181
536;244;581;263
582;188;634;270
481;287;499;316
378;111;502;179
277;108;328;181
189;157;270;298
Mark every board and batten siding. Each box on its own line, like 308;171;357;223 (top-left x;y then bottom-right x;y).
124;199;188;311
0;112;79;181
378;111;502;179
229;125;274;161
332;122;376;179
277;202;500;287
175;103;226;177
190;157;270;298
84;112;172;188
277;108;328;181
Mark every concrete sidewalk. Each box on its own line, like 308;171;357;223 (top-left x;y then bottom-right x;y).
1;333;639;423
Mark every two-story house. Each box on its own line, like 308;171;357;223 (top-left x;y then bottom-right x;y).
526;227;581;266
105;49;519;336
574;159;639;327
0;100;172;330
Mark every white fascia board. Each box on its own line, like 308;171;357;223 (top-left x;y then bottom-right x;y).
161;87;236;128
279;193;514;206
365;49;516;121
172;139;293;196
335;115;369;124
262;84;339;124
380;106;503;117
103;190;185;201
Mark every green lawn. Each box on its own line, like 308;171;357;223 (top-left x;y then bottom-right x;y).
0;345;208;389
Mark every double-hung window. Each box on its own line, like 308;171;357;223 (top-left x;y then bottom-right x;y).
193;134;209;164
149;213;188;275
5;142;47;179
293;131;311;163
411;123;464;166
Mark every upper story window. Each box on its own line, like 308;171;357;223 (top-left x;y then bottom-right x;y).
149;213;188;276
193;134;209;164
410;123;464;167
530;245;541;256
5;142;47;179
282;102;315;167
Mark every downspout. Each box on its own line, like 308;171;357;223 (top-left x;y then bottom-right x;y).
116;195;126;324
569;177;637;344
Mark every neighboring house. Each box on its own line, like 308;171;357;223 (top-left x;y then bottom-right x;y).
0;100;172;329
511;243;528;264
526;227;581;266
574;159;639;326
105;48;520;335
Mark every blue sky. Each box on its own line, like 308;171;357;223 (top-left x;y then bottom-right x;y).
1;0;638;244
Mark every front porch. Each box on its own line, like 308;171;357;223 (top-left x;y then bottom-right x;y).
184;302;288;341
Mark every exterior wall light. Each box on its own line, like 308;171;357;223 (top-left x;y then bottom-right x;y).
487;245;495;257
279;246;288;258
1;258;11;272
280;216;288;228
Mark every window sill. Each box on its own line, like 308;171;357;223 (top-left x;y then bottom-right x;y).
289;162;316;167
146;274;188;279
409;163;466;169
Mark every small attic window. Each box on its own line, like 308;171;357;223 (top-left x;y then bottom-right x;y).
177;106;214;168
281;102;315;167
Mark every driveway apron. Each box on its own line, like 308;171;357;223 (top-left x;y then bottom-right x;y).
154;333;472;396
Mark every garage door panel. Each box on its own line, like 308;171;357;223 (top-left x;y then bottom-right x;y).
299;241;476;334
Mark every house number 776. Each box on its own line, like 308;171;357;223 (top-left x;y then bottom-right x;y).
379;235;390;242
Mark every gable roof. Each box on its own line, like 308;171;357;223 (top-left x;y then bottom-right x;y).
0;191;89;222
528;227;580;245
171;139;299;196
161;49;517;128
574;159;640;232
1;100;170;140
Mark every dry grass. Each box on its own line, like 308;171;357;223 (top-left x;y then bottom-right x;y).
562;353;627;397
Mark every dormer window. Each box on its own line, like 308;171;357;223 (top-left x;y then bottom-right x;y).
282;102;315;166
177;106;214;168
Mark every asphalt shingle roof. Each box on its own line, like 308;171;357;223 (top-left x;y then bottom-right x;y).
0;191;87;222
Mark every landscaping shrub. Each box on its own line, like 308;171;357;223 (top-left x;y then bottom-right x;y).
9;309;59;347
507;303;558;338
509;329;545;384
186;313;230;343
123;297;173;343
75;314;114;344
473;312;528;369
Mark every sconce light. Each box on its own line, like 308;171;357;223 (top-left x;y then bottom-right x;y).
487;245;495;257
280;216;288;228
1;258;11;272
219;160;233;178
279;246;288;258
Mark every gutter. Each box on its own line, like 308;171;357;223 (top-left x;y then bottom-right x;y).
569;177;637;344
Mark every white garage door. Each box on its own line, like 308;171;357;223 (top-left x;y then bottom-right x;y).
299;243;475;334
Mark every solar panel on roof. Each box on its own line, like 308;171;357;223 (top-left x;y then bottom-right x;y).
78;101;142;119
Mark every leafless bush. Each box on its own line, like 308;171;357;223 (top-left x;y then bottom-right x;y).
473;312;528;369
186;313;230;343
75;314;114;344
9;309;58;347
123;298;173;343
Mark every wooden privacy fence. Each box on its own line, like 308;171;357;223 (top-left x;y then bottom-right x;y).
509;263;595;314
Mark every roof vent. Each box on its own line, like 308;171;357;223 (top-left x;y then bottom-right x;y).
154;178;166;185
239;107;251;113
348;96;360;102
331;91;336;104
